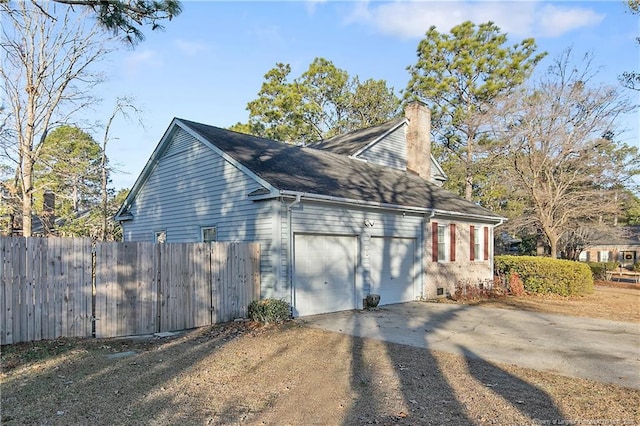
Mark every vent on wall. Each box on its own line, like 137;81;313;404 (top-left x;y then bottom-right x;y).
437;287;444;296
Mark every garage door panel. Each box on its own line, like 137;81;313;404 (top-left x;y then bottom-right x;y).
370;237;416;305
294;234;357;316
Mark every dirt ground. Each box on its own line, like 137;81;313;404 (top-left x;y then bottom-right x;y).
1;284;639;425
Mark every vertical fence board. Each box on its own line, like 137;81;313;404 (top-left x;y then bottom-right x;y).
45;238;57;340
97;242;116;338
210;243;220;324
66;239;76;338
158;243;169;332
28;238;43;341
81;238;92;337
179;244;189;330
16;237;25;343
16;237;27;343
218;244;229;322
252;244;261;302
0;237;5;344
139;242;158;335
53;238;64;338
94;242;106;338
0;237;13;344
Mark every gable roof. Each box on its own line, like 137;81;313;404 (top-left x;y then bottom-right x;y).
309;117;448;183
587;226;640;247
308;117;404;156
171;119;502;221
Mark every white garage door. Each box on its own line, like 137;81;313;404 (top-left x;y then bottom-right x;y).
293;234;357;316
369;236;417;305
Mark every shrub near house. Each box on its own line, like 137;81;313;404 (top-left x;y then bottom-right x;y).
495;255;594;296
586;261;619;281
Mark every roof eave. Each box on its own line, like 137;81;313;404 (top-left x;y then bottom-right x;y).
278;190;506;224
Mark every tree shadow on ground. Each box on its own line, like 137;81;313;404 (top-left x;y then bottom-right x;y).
343;304;568;425
345;309;473;424
0;323;274;425
460;346;565;423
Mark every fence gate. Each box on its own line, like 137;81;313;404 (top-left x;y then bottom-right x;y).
94;241;260;338
94;242;160;338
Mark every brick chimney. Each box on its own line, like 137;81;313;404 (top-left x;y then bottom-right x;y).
405;101;431;181
42;191;55;235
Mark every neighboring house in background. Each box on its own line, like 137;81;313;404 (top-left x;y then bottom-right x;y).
115;101;505;317
578;226;640;268
11;192;57;237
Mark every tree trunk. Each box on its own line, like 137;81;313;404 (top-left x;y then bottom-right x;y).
21;157;33;237
101;148;107;241
465;134;474;201
21;196;32;236
549;238;558;259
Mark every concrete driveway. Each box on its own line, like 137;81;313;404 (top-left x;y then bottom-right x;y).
301;302;640;389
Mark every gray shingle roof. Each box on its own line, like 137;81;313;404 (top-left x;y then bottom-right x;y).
308;117;404;155
589;226;640;247
178;119;502;220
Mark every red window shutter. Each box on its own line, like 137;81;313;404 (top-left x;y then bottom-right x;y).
484;227;489;261
449;223;456;262
432;222;438;262
470;225;475;261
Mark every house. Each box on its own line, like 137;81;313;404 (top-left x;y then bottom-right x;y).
578;226;640;268
115;102;505;316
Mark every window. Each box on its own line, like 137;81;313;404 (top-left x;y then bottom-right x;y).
438;224;447;261
470;226;489;261
432;222;454;262
470;226;476;261
483;226;489;261
201;226;217;243
598;250;611;262
155;231;166;244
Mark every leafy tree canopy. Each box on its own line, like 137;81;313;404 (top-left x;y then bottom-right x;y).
404;20;545;200
2;0;182;44
231;58;400;145
35;126;103;218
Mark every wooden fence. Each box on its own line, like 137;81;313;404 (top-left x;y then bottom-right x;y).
0;237;260;345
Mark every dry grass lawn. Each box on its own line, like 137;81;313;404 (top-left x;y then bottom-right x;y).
1;284;639;425
442;281;640;323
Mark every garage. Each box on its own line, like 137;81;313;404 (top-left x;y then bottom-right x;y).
369;236;417;305
293;234;357;316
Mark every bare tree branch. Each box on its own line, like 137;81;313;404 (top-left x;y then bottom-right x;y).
494;49;638;257
0;2;113;235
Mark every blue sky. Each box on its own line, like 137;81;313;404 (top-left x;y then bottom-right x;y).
89;1;640;190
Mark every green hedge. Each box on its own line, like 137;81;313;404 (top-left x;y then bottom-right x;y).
248;298;291;324
586;261;619;280
495;255;593;296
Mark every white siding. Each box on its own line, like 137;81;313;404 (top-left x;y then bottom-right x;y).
357;125;447;186
357;126;406;170
122;129;280;296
